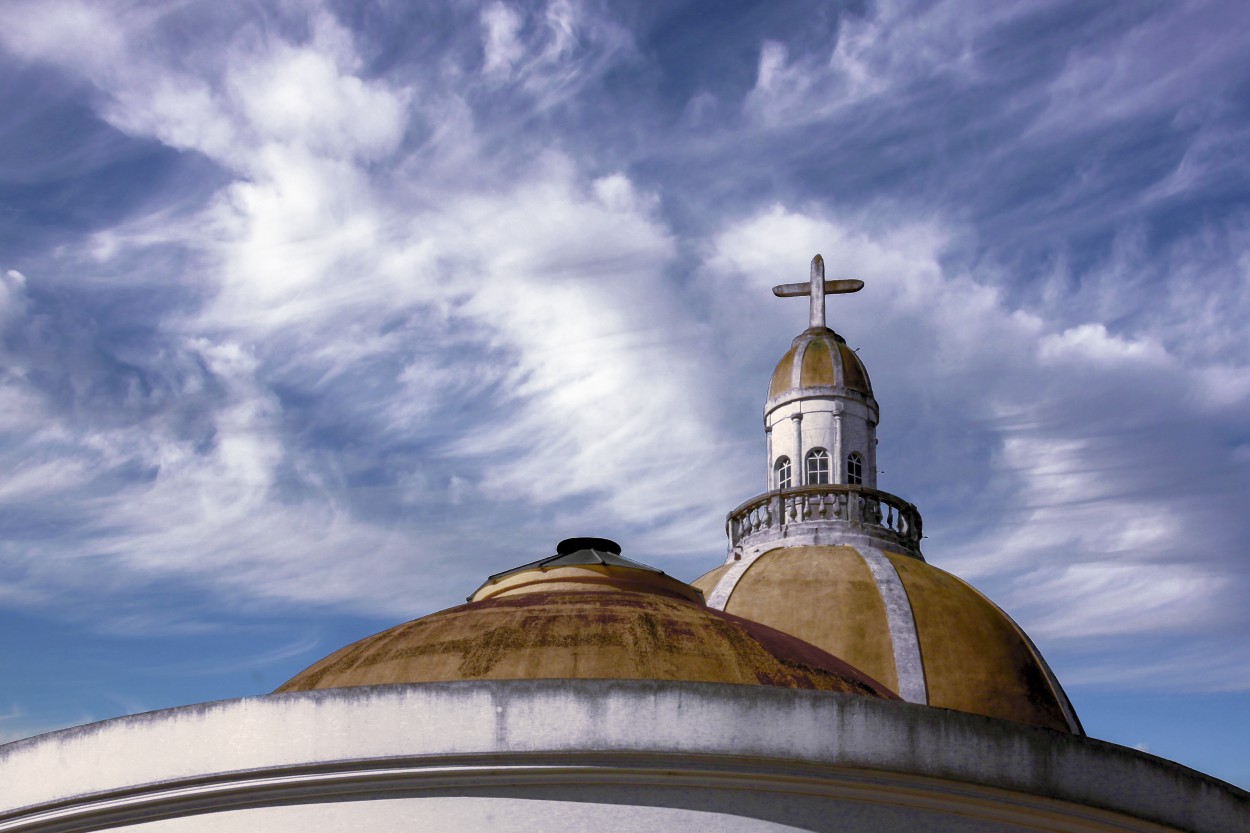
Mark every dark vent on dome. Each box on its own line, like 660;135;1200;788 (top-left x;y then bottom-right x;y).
557;536;621;555
470;538;669;600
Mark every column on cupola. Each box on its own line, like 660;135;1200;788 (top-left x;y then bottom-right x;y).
766;384;880;488
831;402;845;483
762;406;804;490
764;425;773;491
831;394;878;489
801;408;829;485
791;413;803;486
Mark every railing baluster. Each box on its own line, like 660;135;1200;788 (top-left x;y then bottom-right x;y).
726;485;923;556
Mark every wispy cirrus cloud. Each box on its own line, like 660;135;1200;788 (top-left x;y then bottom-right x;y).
0;0;1247;710
0;0;737;627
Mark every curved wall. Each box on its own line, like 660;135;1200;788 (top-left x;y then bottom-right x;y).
0;681;1246;833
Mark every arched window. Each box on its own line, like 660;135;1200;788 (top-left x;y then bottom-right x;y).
847;452;864;485
774;456;792;489
805;448;830;485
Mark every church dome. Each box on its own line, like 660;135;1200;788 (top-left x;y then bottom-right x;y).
767;327;873;409
694;545;1083;734
277;538;898;699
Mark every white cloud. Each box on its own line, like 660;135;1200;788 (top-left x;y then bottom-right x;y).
472;0;633;111
1028;1;1249;141
0;1;129;71
426;163;728;525
227;34;407;162
0;270;29;333
481;2;525;78
0;0;736;622
1016;562;1228;640
1062;640;1250;693
0;2;406;171
1038;323;1168;368
744;0;990;127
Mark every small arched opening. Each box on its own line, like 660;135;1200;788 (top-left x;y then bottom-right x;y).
847;452;864;485
805;448;830;485
774;456;792;489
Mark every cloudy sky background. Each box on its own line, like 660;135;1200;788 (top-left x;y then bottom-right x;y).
1;0;1248;787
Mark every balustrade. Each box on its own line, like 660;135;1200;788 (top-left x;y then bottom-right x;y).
726;484;923;555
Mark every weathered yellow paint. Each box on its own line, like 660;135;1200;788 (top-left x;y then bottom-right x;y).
768;332;873;400
275;588;897;698
472;564;702;604
885;552;1071;732
801;338;837;387
691;563;732;598
768;346;798;400
703;547;900;695
698;545;1075;732
838;342;871;394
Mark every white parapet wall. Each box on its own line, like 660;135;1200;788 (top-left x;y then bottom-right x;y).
0;680;1246;833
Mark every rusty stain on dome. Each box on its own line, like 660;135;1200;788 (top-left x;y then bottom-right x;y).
277;539;898;699
276;590;899;697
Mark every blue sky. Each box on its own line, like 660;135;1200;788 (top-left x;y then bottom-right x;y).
1;0;1248;788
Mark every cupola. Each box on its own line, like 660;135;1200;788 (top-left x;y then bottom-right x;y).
764;255;880;495
696;253;1082;735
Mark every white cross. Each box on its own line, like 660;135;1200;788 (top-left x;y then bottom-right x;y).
772;254;863;330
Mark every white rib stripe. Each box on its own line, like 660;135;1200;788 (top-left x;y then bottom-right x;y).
705;551;766;610
857;546;928;704
790;339;809;389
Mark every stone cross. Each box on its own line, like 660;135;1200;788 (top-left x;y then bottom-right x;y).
772;254;864;330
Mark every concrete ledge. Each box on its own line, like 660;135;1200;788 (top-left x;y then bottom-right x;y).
0;681;1245;832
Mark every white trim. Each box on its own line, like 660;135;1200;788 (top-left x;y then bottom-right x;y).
706;549;766;610
856;547;928;704
0;682;1244;833
790;338;810;389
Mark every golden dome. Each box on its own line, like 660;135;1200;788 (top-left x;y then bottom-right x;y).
694;545;1082;734
767;327;873;406
277;539;898;699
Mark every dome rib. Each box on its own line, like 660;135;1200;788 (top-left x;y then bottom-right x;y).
767;327;873;412
942;570;1084;735
694;545;1083;734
